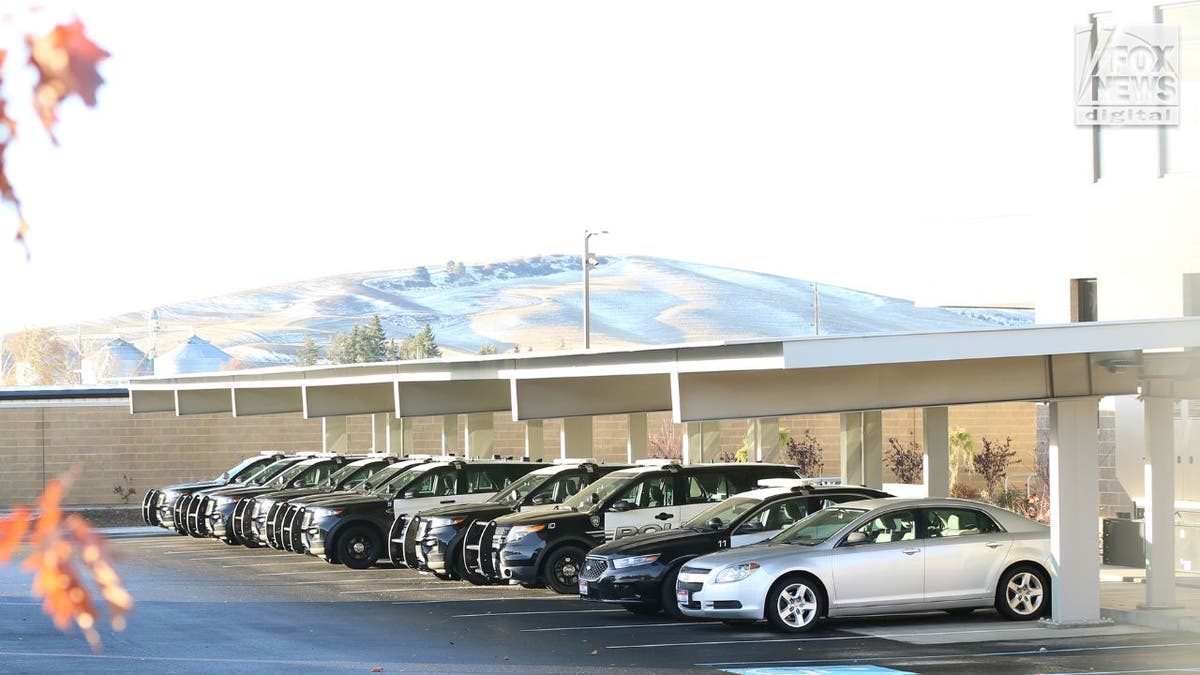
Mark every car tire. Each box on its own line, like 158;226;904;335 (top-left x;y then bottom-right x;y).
995;565;1049;620
659;564;686;620
623;603;660;616
337;525;381;570
542;545;587;594
764;574;825;633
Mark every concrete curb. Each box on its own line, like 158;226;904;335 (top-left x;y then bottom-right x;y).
1102;606;1200;633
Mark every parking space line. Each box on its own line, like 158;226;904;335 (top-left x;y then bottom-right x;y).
222;561;315;568
453;609;624;618
391;596;574;605
610;636;860;649
289;578;430;585
258;569;349;576
695;640;1200;667
522;622;685;632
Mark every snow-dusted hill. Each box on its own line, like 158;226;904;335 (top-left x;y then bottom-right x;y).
64;255;1032;365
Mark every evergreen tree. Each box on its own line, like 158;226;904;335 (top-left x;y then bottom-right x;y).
413;265;431;285
385;338;401;361
326;332;350;364
400;323;441;359
364;315;387;362
296;336;320;366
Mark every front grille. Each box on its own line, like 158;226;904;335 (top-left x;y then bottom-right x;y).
711;600;743;609
232;498;252;540
678;581;704;593
680;566;711;576
172;495;188;533
580;556;608;581
265;501;284;548
463;521;488;578
488;524;510;577
400;516;421;569
284;505;306;552
142;489;160;526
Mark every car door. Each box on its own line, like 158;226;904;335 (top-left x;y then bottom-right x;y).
392;465;459;515
830;508;924;609
729;496;809;547
604;474;682;541
921;506;1011;602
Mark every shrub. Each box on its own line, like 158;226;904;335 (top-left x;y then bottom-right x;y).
784;430;825;477
950;482;981;500
886;434;924;484
973;436;1020;499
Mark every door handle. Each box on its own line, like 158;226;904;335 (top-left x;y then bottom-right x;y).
901;548;919;556
655;512;674;521
985;541;1003;549
440;499;456;504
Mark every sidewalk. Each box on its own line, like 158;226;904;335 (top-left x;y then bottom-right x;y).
1100;565;1200;633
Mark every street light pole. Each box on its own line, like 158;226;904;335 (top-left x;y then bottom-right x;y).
583;229;607;349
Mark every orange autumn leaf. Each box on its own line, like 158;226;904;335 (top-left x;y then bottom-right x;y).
27;18;110;142
1;467;133;651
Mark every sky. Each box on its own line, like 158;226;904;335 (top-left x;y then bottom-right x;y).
0;1;1081;334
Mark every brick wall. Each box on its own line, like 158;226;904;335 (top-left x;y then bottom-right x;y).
0;397;1038;508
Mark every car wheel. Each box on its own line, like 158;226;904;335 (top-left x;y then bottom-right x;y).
543;545;587;594
659;564;686;620
996;565;1049;620
337;526;381;570
765;574;825;633
432;569;457;581
623;603;660;616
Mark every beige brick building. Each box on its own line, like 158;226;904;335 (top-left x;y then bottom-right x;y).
1;393;1052;509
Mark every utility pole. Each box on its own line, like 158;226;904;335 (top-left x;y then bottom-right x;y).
583;229;608;349
813;282;821;336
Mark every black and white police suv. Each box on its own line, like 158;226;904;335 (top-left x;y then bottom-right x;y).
465;460;806;593
399;460;630;581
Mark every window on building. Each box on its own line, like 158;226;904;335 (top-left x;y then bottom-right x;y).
1160;3;1200;174
1071;278;1098;322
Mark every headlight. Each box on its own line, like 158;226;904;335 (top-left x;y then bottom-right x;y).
308;507;344;519
505;524;546;542
429;516;465;528
715;562;761;584
612;554;661;569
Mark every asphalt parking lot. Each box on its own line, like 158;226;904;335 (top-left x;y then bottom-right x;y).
2;529;1198;675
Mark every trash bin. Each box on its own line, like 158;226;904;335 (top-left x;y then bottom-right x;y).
1102;517;1145;568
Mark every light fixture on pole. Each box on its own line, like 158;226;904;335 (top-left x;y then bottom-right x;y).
583;229;608;349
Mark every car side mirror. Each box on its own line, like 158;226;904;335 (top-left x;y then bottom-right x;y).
843;531;868;546
403;489;417;500
706;517;724;530
609;500;634;512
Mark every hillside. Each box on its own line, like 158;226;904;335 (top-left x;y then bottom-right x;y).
63;255;1032;366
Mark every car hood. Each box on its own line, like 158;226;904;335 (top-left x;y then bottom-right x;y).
590;527;720;557
295;492;387;509
419;502;513;521
163;479;225;492
256;487;326;503
687;541;822;570
205;485;281;499
493;507;586;527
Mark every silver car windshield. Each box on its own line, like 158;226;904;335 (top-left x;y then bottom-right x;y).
772;506;868;546
683;497;760;530
560;474;634;510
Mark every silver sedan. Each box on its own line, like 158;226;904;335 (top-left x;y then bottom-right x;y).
676;497;1051;632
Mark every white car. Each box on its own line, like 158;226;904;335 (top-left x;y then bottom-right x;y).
677;497;1051;632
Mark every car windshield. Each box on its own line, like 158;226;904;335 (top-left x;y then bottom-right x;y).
215;456;271;482
356;464;411;493
684;497;760;530
270;462;313;488
329;462;377;489
771;506;868;546
370;466;432;498
487;472;548;505
560;473;636;511
247;460;297;486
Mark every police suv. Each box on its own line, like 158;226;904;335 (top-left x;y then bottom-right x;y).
464;460;804;593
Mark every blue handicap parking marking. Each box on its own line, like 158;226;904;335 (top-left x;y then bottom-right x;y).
720;662;916;667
